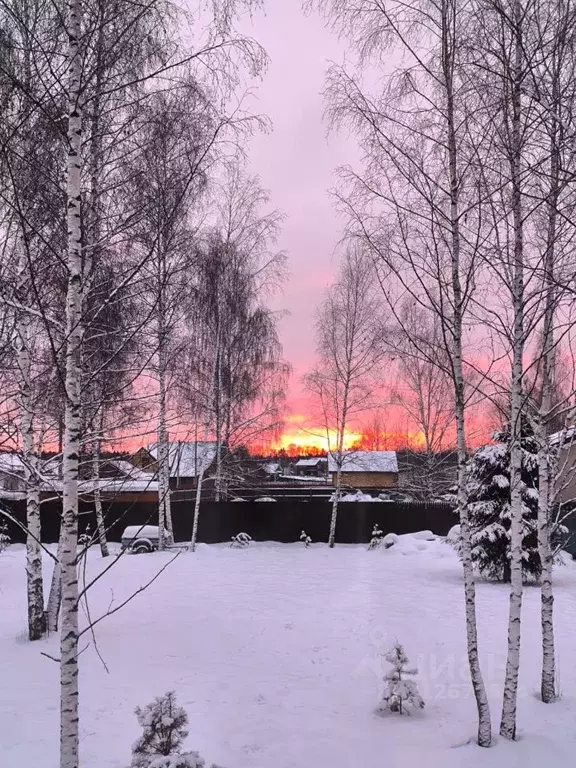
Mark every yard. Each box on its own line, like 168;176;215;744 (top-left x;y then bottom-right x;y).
2;537;576;767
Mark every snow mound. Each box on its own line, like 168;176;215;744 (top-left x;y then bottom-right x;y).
412;530;435;541
338;491;380;502
376;532;446;557
446;524;461;544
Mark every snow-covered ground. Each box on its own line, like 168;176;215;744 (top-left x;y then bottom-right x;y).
2;536;576;767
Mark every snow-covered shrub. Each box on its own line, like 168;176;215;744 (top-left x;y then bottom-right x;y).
78;525;92;549
299;530;312;547
147;754;204;768
450;416;567;582
368;524;383;550
446;524;460;545
230;532;251;548
131;692;189;767
379;644;425;715
382;533;399;549
0;521;10;553
412;530;435;541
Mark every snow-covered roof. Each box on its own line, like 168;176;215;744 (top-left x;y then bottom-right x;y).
550;427;576;446
295;458;326;467
146;441;217;479
0;453;25;473
328;450;398;474
107;459;153;482
263;462;280;473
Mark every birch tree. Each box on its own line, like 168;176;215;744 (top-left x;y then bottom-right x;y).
313;0;493;744
305;245;385;547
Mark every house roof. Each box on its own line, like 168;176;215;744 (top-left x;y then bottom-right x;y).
328;450;398;474
550;427;576;447
263;462;280;473
295;458;326;467
146;441;217;478
0;453;25;473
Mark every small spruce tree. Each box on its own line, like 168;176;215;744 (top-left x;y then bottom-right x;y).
379;643;425;715
299;530;312;547
132;692;189;767
458;415;565;582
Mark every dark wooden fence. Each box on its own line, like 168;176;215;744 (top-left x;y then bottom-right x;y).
1;497;457;545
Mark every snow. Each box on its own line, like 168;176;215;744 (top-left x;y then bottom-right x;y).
121;525;160;541
146;442;217;479
328;450;398;474
2;539;576;767
295;458;326;467
337;490;382;502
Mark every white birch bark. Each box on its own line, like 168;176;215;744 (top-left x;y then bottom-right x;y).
157;344;171;549
500;2;525;737
16;308;46;641
46;531;64;632
60;1;83;763
190;468;205;552
442;0;491;744
214;323;224;502
328;388;349;549
92;439;109;557
536;49;560;704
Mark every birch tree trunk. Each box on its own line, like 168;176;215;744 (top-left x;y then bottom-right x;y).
60;1;83;763
536;135;559;706
157;330;173;548
328;391;349;548
46;530;64;632
190;469;205;552
156;245;173;549
442;0;491;745
16;310;46;640
328;461;343;548
214;323;224;502
92;439;109;557
500;2;525;737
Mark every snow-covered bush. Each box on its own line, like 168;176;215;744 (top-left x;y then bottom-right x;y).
382;533;399;549
78;525;92;549
378;644;425;715
147;754;204;768
131;692;189;767
0;521;10;553
299;530;312;547
130;692;228;768
230;532;251;548
368;524;383;550
450;416;566;582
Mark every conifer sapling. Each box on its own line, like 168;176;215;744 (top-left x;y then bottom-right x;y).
300;530;312;547
131;692;189;767
379;643;425;715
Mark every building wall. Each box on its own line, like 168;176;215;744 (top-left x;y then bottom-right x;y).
556;443;576;503
331;471;396;489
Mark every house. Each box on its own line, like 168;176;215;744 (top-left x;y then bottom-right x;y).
551;428;576;504
132;441;218;490
295;457;328;478
262;462;282;480
328;450;398;490
0;453;27;496
0;452;159;502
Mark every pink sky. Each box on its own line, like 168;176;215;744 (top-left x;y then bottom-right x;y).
241;4;359;423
